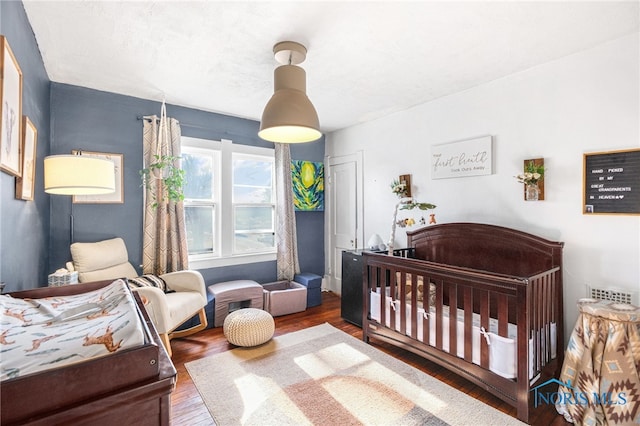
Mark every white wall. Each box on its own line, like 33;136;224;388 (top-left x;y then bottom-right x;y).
326;33;639;342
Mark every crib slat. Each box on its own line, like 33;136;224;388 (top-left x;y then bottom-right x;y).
435;280;443;350
449;283;458;357
545;273;552;363
423;276;431;345
399;271;407;335
368;265;377;322
389;267;396;331
497;293;508;337
378;266;386;330
409;274;418;340
479;289;490;369
463;286;473;363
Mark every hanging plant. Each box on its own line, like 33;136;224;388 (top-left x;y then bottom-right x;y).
140;154;186;208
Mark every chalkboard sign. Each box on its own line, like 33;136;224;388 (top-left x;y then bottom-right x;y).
583;148;640;215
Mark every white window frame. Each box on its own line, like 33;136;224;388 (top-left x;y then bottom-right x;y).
182;137;276;269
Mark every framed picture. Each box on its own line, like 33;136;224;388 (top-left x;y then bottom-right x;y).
292;160;324;211
0;36;23;177
72;151;124;204
15;116;37;200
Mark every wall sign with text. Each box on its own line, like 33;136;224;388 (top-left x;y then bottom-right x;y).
583;148;640;215
431;136;493;179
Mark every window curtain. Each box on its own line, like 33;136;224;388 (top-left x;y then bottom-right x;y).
275;143;300;280
142;103;189;274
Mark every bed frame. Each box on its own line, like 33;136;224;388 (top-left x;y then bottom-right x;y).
362;223;564;423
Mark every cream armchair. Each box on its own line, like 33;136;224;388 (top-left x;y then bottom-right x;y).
70;237;207;356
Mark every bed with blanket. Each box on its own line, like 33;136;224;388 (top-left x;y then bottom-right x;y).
1;279;176;425
362;222;564;423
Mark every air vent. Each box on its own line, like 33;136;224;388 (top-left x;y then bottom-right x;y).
588;286;636;305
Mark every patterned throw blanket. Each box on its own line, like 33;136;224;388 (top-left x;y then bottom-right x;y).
556;298;640;425
0;279;145;381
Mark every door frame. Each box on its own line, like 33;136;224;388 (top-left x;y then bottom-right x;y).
324;151;364;294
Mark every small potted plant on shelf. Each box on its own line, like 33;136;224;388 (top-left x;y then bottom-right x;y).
140;154;186;208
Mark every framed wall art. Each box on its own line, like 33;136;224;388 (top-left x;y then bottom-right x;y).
292;160;324;211
72;151;124;204
15;116;37;201
0;36;23;177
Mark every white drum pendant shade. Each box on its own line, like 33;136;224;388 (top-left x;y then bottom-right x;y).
44;155;116;195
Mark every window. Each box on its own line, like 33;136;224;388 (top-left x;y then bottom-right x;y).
233;153;275;253
182;146;219;257
182;138;276;268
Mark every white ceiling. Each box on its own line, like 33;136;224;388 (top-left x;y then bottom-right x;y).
23;1;639;133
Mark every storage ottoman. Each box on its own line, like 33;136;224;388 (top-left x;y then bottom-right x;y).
208;280;264;327
262;281;307;316
294;272;322;307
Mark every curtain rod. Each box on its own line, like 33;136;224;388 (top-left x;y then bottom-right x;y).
135;115;256;140
136;114;210;132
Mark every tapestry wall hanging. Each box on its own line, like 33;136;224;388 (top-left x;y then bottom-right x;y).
292;160;324;211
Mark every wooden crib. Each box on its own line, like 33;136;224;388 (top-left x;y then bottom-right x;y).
362;222;564;423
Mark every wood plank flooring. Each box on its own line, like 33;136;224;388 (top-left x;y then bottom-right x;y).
169;292;570;426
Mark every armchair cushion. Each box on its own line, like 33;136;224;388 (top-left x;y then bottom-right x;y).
71;238;138;282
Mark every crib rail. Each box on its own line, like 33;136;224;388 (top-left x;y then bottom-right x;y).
362;251;562;422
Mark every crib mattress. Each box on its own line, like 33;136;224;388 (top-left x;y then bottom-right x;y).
1;279;146;381
370;289;557;379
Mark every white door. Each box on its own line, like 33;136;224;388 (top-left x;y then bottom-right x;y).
326;153;363;294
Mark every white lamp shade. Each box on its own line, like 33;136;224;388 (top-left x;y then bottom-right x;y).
259;64;321;143
367;233;385;250
44;155;116;195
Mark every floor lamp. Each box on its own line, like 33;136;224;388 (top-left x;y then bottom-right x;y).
44;154;115;242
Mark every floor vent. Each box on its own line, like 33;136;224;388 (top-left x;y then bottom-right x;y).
588;286;635;305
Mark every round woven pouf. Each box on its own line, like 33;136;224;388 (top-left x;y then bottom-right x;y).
223;308;275;347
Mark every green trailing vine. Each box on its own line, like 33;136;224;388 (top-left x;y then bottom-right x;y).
140;154;186;208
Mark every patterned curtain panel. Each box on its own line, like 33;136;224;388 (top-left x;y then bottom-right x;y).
275;143;300;280
556;299;640;425
142;104;189;275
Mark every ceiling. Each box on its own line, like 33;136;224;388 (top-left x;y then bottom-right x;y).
22;1;639;133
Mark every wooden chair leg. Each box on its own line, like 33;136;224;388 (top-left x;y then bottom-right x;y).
169;308;208;340
160;333;172;357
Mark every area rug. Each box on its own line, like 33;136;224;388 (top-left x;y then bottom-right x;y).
185;323;524;425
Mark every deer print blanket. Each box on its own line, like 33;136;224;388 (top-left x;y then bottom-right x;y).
0;279;145;381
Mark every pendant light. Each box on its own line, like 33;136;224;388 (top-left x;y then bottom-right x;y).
259;41;321;143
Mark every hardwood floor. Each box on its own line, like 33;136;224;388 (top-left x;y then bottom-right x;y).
169;292;570;426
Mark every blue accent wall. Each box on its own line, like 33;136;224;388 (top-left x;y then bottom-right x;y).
0;1;324;291
49;83;325;286
0;2;51;291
